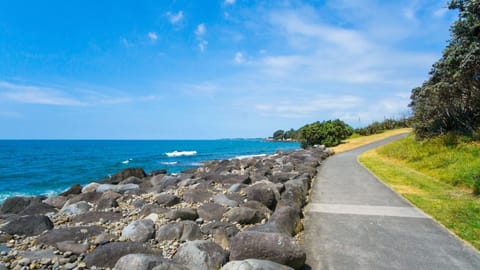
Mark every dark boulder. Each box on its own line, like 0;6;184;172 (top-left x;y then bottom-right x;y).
182;189;213;204
0;196;44;215
37;226;104;246
122;219;155;242
248;205;301;236
71;211;122;224
85;242;161;268
201;222;240;238
197;203;226;221
173;240;228;270
156;221;202;242
165;208;198;221
105;167;146;184
59;184;82;196
154;193;181;207
245;182;279;210
2;215;53;236
18;202;57;215
224;207;260;225
229;231;306;269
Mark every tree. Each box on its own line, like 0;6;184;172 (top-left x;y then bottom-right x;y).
284;128;297;140
410;0;480;138
273;129;285;140
297;119;353;148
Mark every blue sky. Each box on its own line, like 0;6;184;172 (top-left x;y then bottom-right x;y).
0;0;456;139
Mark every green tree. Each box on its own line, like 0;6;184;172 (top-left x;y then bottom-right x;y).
284;128;297;140
273;129;285;140
297;119;353;148
410;0;480;138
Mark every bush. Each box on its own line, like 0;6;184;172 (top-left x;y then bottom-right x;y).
298;119;353;148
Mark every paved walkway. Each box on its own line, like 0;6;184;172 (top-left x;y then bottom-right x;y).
304;134;480;270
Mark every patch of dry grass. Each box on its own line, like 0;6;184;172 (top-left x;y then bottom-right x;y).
332;128;412;153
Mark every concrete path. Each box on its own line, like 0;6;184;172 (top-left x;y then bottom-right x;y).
304;134;480;270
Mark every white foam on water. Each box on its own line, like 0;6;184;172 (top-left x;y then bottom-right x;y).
232;154;267;160
121;158;133;164
165;150;197;157
161;161;178;165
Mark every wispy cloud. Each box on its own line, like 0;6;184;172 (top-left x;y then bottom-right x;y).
166;11;184;25
195;23;207;52
148;32;158;41
234;52;246;64
224;0;236;5
0;80;157;107
0;111;23;118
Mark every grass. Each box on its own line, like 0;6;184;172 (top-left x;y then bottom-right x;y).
359;135;480;250
331;128;412;153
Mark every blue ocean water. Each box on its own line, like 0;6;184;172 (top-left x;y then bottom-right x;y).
0;139;299;202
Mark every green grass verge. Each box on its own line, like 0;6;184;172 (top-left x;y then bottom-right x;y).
359;135;480;250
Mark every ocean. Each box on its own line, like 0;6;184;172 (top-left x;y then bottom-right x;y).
0;139;299;203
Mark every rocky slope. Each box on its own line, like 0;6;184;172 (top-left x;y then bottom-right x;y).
0;147;330;270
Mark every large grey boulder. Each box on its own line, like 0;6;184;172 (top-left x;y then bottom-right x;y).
96;183;139;193
182;189;213;204
173;240;228;270
154;193;180;207
2;215;53;236
71;211;122;224
201;222;239;239
56;241;89;254
59;184;82;196
165;208;198;221
114;254;181;270
224;207;260;225
221;259;294;270
213;193;239;207
43;196;68;209
197;203;226;221
37;226;104;246
0;196;44;214
61;201;91;215
249;205;300;236
156;221;202;242
229;231;306;269
85;242;160;268
122;219;155;242
245;181;279;210
18;201;57;215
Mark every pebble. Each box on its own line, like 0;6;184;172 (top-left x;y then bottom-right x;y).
65;262;76;270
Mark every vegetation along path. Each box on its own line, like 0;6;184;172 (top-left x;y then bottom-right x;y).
304;133;480;270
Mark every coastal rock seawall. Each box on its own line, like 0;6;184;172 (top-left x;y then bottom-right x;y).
0;147;330;270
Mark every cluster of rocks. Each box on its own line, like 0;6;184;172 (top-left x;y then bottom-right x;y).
0;147;330;270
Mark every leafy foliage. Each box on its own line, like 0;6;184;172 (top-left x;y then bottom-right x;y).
273;129;285;140
354;118;411;136
410;0;480;139
297;119;353;148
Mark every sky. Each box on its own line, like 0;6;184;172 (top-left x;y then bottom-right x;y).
0;0;457;139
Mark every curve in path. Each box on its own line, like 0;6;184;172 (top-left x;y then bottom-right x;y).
305;133;480;270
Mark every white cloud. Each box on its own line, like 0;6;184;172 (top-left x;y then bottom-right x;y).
167;11;184;25
234;52;245;64
224;0;236;5
195;23;206;36
433;8;448;18
0;81;86;106
198;40;208;52
148;32;158;41
120;37;132;48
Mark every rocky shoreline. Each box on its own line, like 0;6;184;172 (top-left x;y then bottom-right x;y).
0;147;331;270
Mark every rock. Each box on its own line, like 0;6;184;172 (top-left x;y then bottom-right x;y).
165;208;198;221
61;201;91;215
221;259;294;270
96;183;139;193
115;254;184;270
228;183;244;193
229;231;306;269
0;263;6;270
152;263;189;270
213;193;238;207
182;189;213;204
106;167;146;184
56;241;89;254
60;184;82;196
122;219;155;242
71;211;122;224
197;203;226;221
120;176;143;184
2;215;53;236
37;226;104;246
0;196;44;214
249;205;301;236
133;198;147;208
242;200;272;220
85;242;160;268
151;175;180;189
224;207;260;225
140;205;169;217
246;181;279;210
150;169;167;176
201;222;240;239
156;221;202;242
67;191;102;204
82;182;101;193
96;192;120;210
18;201;57;215
154;193;180;207
43;196;68;209
173;240;228;270
219;174;251;186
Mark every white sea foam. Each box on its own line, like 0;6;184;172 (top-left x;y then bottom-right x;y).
121;158;133;164
232;154;267;160
165;150;197;157
161;161;178;165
